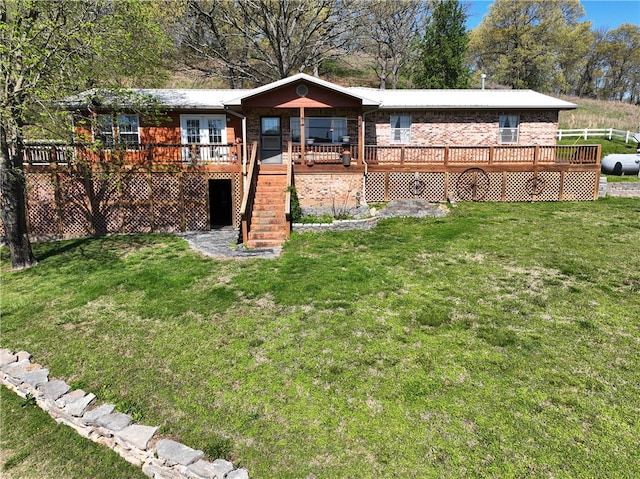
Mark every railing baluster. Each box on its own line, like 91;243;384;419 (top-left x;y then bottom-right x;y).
22;142;600;168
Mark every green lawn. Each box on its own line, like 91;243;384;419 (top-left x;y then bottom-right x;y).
2;199;640;478
0;387;146;478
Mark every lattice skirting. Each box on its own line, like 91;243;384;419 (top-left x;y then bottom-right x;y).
1;168;598;240
22;170;243;239
365;171;597;203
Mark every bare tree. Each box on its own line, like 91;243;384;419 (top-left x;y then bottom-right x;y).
180;0;358;87
357;0;429;89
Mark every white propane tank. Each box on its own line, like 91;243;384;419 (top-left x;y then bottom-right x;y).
601;154;640;175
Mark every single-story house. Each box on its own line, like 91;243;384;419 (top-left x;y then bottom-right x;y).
20;74;600;247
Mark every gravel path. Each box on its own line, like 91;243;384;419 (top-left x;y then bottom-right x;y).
179;200;447;259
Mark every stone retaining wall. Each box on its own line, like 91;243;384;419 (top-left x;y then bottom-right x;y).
606;181;640;198
0;348;249;479
293;216;379;234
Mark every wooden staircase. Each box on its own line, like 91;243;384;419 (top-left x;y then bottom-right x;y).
246;165;289;248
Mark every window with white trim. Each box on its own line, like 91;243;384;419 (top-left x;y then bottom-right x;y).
95;114;140;146
117;115;140;146
96;114;114;146
499;114;519;143
290;117;347;144
390;115;411;144
180;115;227;145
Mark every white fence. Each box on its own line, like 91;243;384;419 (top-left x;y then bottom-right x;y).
557;128;639;143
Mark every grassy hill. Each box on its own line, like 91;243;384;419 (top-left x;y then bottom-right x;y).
559;96;640;131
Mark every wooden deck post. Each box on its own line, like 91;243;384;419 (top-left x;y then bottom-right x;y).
300;107;305;163
358;114;363;166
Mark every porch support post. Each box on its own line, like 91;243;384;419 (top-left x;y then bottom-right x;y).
242;116;247;181
300;107;305;161
358;113;363;166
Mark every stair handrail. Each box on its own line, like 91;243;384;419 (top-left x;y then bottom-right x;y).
284;142;293;238
240;141;259;245
285;141;293;217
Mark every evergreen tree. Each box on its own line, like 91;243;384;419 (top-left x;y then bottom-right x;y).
412;0;471;89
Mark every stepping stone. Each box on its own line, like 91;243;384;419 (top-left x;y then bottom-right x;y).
2;359;30;376
115;424;158;450
82;404;115;425
39;379;71;401
156;439;204;466
66;393;96;416
16;351;32;361
188;458;234;479
56;389;86;408
96;412;131;431
0;349;17;367
226;468;250;479
21;368;49;387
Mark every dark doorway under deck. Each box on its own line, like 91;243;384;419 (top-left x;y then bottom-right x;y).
208;179;233;228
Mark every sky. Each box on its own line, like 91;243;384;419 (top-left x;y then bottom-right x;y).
465;0;640;31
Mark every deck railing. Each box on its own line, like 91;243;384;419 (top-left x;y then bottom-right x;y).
291;143;357;165
22;143;600;169
22;143;241;167
363;144;600;166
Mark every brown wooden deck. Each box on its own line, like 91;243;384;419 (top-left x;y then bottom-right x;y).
16;142;602;242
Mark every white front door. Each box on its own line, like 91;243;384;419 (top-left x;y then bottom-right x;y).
180;115;228;162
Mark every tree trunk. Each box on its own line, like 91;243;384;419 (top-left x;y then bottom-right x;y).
0;121;37;269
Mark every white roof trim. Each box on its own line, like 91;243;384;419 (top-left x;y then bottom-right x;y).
347;88;577;110
62;79;576;111
223;73;380;107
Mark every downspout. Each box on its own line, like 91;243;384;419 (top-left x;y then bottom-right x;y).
224;108;247;187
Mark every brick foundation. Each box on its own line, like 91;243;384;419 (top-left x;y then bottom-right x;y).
293;173;364;208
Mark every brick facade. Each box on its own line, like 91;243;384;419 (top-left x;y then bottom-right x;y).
366;110;558;146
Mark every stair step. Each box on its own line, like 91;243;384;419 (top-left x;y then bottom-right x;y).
251;208;282;216
255;188;286;194
253;205;285;213
253;203;284;209
247;239;285;248
251;215;286;224
256;177;287;183
249;224;286;232
259;165;287;173
248;231;287;240
251;211;285;220
253;197;284;206
253;192;284;203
